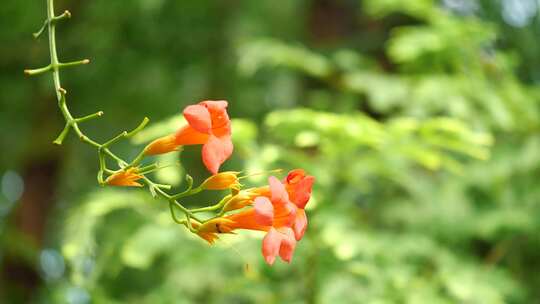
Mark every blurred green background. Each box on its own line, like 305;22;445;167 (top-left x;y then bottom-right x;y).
2;0;540;303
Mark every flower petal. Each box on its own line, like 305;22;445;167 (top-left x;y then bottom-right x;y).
278;227;297;263
269;176;289;204
262;227;281;265
183;104;212;134
175;125;210;145
201;100;228;110
201;100;231;137
285;169;306;184
227;209;268;231
197;232;218;245
273;201;297;228
293;209;308;241
253;197;274;226
202;135;233;174
292;176;315;209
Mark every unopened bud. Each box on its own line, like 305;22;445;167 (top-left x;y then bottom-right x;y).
201;171;241;190
223;193;253;212
143;134;179;155
198;218;236;234
105;168;143;187
246;186;270;198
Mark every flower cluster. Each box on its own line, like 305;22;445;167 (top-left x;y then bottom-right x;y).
198;169;314;264
105;100;315;265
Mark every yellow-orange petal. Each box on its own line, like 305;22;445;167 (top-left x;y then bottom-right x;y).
223;193;253;212
197;231;219;245
105;168;143;187
201;171;241;190
191;221;219;245
143;134;180;155
200;100;231;137
197;218;236;234
226;209;269;232
174;125;210;145
245;186;271;199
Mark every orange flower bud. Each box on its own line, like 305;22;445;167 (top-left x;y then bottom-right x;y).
201;171;241;190
197;231;219;245
246;186;271;198
223;193;253;212
198;218;236;234
191;221;220;245
143;134;180;156
105;168;143;187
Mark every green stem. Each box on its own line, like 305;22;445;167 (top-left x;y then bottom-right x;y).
191;196;230;214
58;59;90;69
53;122;71;145
24;64;52;76
169;201;187;225
75;111;104;123
103;131;128;148
191;204;223;214
130;150;146;167
47;0;61;101
126;117;150;138
171;185;203;200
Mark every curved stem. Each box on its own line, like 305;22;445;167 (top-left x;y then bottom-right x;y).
191;196;230;214
47;0;61;100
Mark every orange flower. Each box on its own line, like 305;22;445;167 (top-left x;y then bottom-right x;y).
201;171;240;190
283;169;315;241
195;170;314;264
144;100;233;174
225;169;314;240
105;168;143;187
198;176;298;265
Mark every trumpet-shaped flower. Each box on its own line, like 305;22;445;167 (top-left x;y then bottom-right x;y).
177;100;233;174
144;100;233;174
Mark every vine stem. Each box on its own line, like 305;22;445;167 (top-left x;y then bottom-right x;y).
47;0;61;100
39;0;204;226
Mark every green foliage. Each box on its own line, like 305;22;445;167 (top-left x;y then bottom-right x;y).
3;0;540;303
